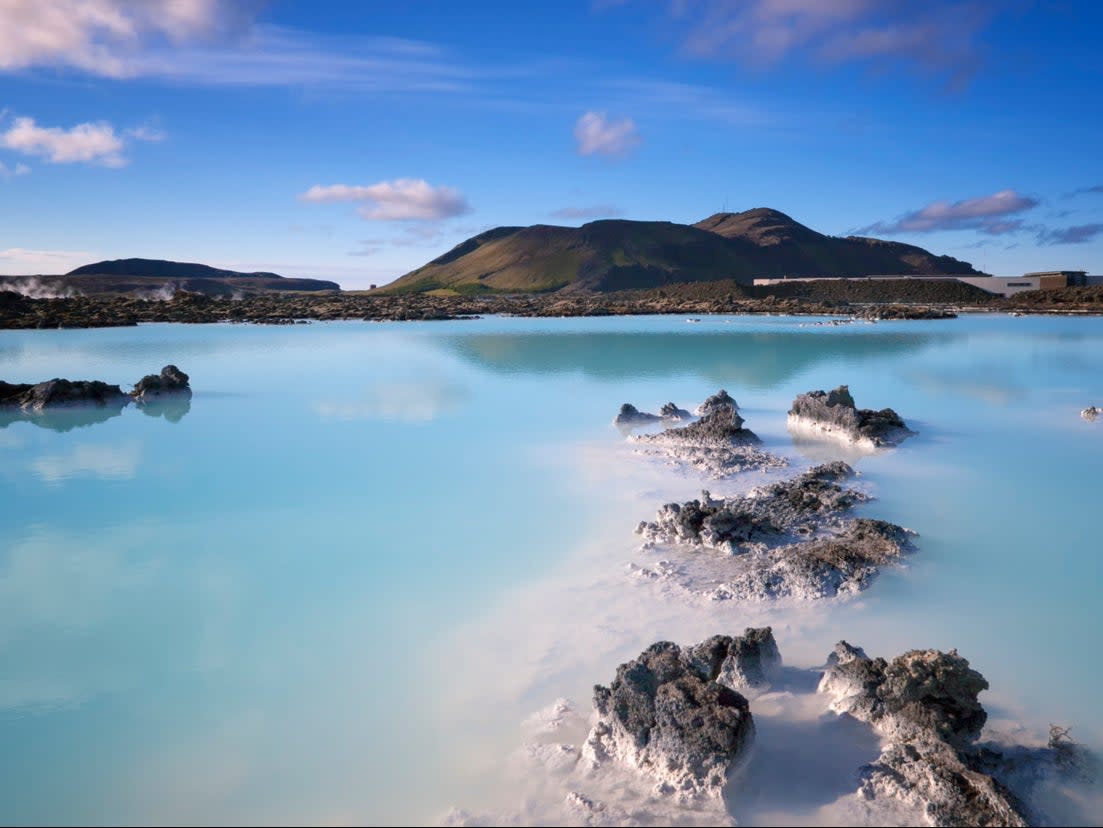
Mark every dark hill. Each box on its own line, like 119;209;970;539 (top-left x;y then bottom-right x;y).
693;208;979;276
385;208;979;294
60;258;339;294
68;258;283;279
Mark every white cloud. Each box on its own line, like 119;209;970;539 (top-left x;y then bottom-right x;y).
0;115;164;167
0;0;235;77
0;116;126;166
0;247;94;274
0;160;30;178
299;178;471;221
574;111;640;158
30;442;142;484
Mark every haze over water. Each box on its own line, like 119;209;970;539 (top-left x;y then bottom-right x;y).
1;314;1101;825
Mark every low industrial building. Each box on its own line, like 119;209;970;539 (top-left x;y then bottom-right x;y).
752;270;1096;298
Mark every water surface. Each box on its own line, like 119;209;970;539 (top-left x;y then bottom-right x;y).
1;314;1100;825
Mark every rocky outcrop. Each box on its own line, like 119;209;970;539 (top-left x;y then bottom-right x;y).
1;367;192;423
819;642;1030;827
788;385;913;448
614;403;661;426
131;364;191;401
0;378;128;412
1081;405;1100;422
633;390;785;478
694;389;738;417
660;401;692;421
634;462;914;600
581;632;772;800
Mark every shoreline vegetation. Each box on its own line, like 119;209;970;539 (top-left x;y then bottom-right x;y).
3;281;1103;329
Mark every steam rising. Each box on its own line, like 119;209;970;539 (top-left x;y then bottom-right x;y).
2;277;80;299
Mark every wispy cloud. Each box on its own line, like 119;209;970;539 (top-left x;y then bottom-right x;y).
125;125;167;142
0;160;30;178
299;179;471;221
652;0;996;85
574;111;640;158
1036;223;1103;246
0;0;478;94
855;189;1039;236
550;205;624;220
0;0;257;77
0;115;161;167
602;78;769;125
0;247;95;273
1066;184;1103;198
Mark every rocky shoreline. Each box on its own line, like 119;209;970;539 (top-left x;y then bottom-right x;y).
0;288;961;329
4;280;1103;330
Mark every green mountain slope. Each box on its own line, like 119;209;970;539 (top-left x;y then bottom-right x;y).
385;208;979;294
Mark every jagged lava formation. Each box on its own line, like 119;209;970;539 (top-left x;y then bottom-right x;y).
819;642;1094;826
1;366;191;418
583;628;780;801
457;632;1094;827
630;390;788;478
789;384;914;448
635;461;915;600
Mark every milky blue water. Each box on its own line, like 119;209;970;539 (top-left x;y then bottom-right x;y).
1;314;1101;825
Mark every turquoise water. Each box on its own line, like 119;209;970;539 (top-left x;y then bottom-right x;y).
1;314;1101;825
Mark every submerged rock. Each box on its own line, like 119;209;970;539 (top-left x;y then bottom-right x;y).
0;378;128;412
633;390;786;478
131;364;191;401
1;366;193;426
582;632;771;800
635;462;912;600
788;385;913;448
614;403;661;427
1081;405;1100;422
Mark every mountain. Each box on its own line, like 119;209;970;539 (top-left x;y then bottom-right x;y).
384;208;979;294
693;208;978;276
60;258;339;294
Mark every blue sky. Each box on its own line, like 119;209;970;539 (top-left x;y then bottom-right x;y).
1;0;1101;288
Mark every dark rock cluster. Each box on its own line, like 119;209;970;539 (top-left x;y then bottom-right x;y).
789;384;914;447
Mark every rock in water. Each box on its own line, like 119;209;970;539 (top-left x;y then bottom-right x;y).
582;632;767;800
635;462;914;600
695;389;739;416
659;401;692;421
1081;405;1100;421
131;365;191;401
634;390;785;478
614;403;662;426
819;642;1029;827
788;384;913;448
0;378;128;412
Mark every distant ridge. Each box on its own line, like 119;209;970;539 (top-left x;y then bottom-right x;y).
384;208;979;294
68;258;283;279
58;258;339;294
